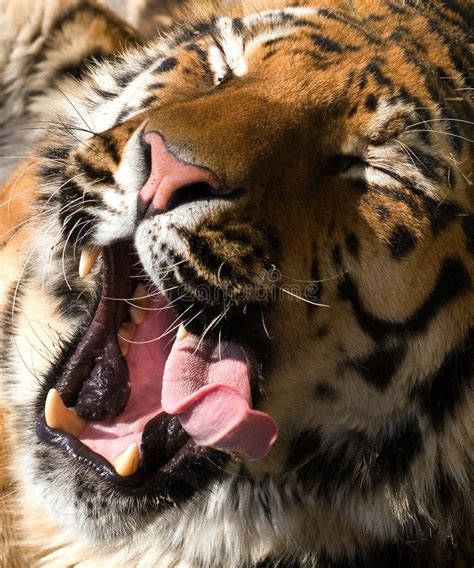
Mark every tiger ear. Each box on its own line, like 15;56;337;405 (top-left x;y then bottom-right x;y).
0;159;39;248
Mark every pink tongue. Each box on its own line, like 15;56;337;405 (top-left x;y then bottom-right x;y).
80;300;278;463
162;335;278;460
79;298;175;463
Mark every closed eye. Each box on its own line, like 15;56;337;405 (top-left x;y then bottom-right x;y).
328;154;366;174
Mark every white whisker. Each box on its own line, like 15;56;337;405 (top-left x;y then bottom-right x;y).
278;286;330;307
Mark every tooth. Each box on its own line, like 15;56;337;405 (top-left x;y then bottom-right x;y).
118;321;136;356
130;284;148;325
79;246;101;278
45;389;86;437
113;443;140;477
176;324;188;341
118;336;130;357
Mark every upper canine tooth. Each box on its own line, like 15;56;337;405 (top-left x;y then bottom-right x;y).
113;443;140;477
79;246;101;278
130;284;148;325
45;389;86;437
176;324;188;341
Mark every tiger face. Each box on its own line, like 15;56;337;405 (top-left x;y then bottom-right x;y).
2;1;472;565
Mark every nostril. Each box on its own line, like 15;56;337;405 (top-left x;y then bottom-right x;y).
166;182;217;211
138;131;226;219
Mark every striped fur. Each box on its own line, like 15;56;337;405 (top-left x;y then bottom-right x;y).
0;1;472;566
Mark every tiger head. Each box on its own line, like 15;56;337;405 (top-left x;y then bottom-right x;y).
3;1;472;565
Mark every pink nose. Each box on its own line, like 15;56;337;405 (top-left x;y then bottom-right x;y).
139;132;220;216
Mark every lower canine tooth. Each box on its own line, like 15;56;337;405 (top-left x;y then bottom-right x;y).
113;443;140;476
45;389;86;437
79;246;101;278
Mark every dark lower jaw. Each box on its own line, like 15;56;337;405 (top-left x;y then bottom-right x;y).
35;240;227;495
36;414;226;495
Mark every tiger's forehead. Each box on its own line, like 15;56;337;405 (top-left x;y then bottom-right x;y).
68;6;371;135
62;0;469;155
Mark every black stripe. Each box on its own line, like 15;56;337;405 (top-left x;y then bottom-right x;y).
115;69;141;89
338;257;471;341
60;178;84;204
345;232;360;257
171;21;213;47
48;2;108;39
188;234;244;280
394;0;471;80
293;19;322;31
139;94;158;109
41;146;70;161
287;414;422;494
389;26;427;54
349;343;406;390
51;271;96;319
462;217;474;255
315;8;382;46
59;210;96;248
185;44;211;76
148;82;166;90
38;163;64;180
445;0;474;29
314;382;337;399
374;204;390;220
415;328;473;431
171;28;197;46
115;106;131;125
311;34;343;53
409;148;444;181
439;103;463;153
100;135;121;164
232;17;244;32
393;0;468;34
397;89;432;144
386;2;405;16
219;227;253;247
426;200;461;235
54;49;107;81
388;225;418;259
74;155;115;185
156;57;178;74
364;93;378;111
331;244;342;266
92;87;116;100
364;58;393;87
371;186;424;220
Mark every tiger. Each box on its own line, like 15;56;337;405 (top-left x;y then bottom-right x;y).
0;0;472;566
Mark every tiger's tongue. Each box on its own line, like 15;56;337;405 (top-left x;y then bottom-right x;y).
80;304;278;462
162;333;278;460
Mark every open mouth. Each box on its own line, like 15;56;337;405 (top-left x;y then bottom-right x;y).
36;242;278;485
